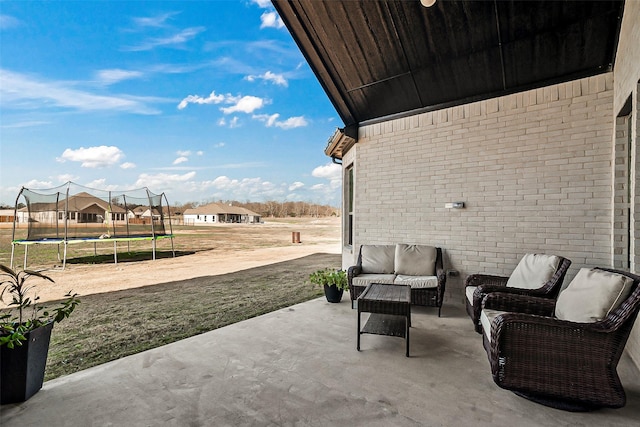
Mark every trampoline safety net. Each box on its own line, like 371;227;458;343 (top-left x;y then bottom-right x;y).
11;181;174;268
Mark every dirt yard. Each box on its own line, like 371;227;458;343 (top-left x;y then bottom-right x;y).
1;217;342;306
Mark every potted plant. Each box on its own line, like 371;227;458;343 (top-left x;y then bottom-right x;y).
309;268;348;303
0;264;79;404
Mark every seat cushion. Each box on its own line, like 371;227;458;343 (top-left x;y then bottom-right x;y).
360;245;396;274
480;309;507;342
555;268;634;323
394;275;438;289
506;253;561;290
465;285;477;304
394;244;436;276
351;274;397;288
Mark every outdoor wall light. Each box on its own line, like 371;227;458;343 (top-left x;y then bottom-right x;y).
420;0;437;7
445;202;465;209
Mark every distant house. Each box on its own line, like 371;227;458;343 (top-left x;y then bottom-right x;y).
130;206;161;220
16;192;127;224
183;203;261;225
0;209;15;223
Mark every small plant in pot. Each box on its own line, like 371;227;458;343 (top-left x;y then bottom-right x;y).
309;268;348;303
0;264;79;404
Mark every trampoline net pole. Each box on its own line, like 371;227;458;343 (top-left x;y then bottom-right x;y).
163;193;176;258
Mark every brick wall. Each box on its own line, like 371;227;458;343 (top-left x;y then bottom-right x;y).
613;0;640;371
347;73;614;303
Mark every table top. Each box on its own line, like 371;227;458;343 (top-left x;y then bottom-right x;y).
358;283;410;304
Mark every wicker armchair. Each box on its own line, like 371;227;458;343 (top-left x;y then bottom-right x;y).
348;245;446;316
481;267;640;411
465;254;571;333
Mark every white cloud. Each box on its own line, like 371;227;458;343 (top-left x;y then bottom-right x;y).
134;171;197;189
178;90;267;115
0;69;160;115
253;113;279;127
57;174;78;183
275;116;307;129
252;113;308;129
84;179;119;191
196;151;204;156
96;69;143;85
218;117;240;128
1;120;50;129
309;164;343;202
246;71;288;87
220;96;265;114
199;175;285;200
120;162;136;169
132;12;179;28
0;14;21;29
176;150;191;156
173;156;188;165
178;90;225;110
252;0;273;8
58;146;125;168
260;11;284;29
125;27;206;51
312;163;342;180
289;182;304;191
213;142;225;148
22;179;54;189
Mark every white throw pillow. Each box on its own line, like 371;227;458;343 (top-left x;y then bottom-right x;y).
360;245;396;274
394;244;436;276
506;253;561;290
555;268;634;323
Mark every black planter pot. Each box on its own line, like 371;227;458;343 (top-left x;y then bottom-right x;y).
323;284;344;303
1;321;54;405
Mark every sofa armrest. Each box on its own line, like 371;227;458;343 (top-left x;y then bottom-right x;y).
347;265;361;283
464;274;509;288
482;292;556;317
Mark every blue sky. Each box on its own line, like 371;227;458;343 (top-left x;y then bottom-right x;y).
0;0;342;207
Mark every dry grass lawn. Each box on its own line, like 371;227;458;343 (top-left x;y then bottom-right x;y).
0;217;342;380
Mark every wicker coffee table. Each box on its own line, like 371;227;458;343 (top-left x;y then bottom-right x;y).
357;283;411;357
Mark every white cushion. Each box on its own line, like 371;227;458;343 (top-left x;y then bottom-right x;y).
480;309;507;342
506;254;561;290
394;275;438;289
465;285;477;304
351;274;396;288
394;244;436;276
555;268;634;323
360;245;396;274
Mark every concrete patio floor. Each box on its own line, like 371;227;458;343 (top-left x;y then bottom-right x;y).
2;298;639;426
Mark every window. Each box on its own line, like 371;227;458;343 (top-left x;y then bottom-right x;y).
345;165;354;246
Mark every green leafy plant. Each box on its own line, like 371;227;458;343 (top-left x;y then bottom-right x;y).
309;268;348;291
0;264;79;349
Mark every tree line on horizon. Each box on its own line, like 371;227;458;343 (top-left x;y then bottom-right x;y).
172;200;340;218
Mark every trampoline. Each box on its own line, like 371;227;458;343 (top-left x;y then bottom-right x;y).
10;182;175;269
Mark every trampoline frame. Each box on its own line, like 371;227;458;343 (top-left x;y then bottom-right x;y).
11;235;175;270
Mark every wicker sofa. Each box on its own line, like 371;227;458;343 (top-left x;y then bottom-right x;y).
481;267;640;410
347;244;446;316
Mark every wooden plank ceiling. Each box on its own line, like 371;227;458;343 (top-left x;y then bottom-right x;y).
273;0;624;128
